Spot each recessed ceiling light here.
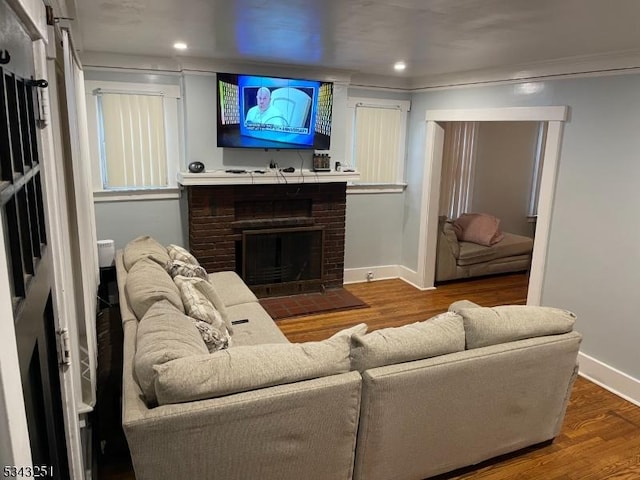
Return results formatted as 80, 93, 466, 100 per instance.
173, 42, 188, 50
394, 61, 406, 72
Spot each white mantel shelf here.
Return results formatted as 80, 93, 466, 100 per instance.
178, 169, 360, 186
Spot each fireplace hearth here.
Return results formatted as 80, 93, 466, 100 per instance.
186, 183, 347, 297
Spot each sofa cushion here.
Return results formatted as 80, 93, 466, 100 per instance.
350, 312, 465, 372
459, 305, 576, 349
123, 235, 170, 271
208, 271, 258, 307
174, 275, 232, 351
167, 244, 200, 265
153, 335, 351, 405
331, 323, 368, 339
166, 259, 208, 279
226, 302, 289, 346
125, 257, 184, 319
448, 299, 482, 312
134, 300, 208, 405
453, 213, 504, 247
457, 232, 534, 266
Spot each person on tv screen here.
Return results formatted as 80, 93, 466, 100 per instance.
245, 87, 286, 128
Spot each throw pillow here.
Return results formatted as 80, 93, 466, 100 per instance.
134, 300, 208, 405
459, 305, 577, 349
165, 259, 208, 279
192, 319, 231, 353
167, 244, 200, 266
123, 235, 171, 271
125, 257, 184, 319
350, 312, 465, 372
453, 213, 505, 247
173, 276, 232, 350
154, 335, 351, 405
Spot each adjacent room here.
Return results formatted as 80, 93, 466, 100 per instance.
2, 1, 640, 479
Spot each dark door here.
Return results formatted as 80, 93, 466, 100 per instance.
0, 48, 70, 480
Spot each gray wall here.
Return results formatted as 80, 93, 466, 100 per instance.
91, 71, 408, 269
404, 74, 640, 382
345, 192, 405, 268
94, 198, 186, 250
471, 121, 539, 236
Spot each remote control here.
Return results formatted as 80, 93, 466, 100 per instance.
225, 169, 246, 174
282, 167, 295, 173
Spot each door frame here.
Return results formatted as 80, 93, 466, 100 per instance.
417, 106, 568, 305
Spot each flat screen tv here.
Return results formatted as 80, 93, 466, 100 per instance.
216, 72, 333, 150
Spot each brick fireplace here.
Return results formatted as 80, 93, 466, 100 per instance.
186, 183, 347, 297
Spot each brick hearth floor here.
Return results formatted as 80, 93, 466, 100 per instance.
259, 288, 368, 320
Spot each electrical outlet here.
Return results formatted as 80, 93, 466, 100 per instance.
366, 271, 374, 281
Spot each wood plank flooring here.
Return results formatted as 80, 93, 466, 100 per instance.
99, 273, 640, 480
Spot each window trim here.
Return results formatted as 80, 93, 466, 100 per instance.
345, 97, 410, 186
84, 80, 182, 195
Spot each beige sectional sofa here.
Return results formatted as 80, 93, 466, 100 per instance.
116, 236, 582, 480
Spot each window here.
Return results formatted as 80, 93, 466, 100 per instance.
85, 80, 181, 195
97, 92, 167, 189
346, 97, 410, 186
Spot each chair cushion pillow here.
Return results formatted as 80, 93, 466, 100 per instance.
167, 244, 200, 265
173, 275, 232, 351
153, 335, 351, 405
453, 213, 505, 247
125, 257, 184, 319
165, 259, 208, 279
123, 235, 170, 271
459, 305, 576, 349
350, 312, 465, 372
134, 300, 208, 405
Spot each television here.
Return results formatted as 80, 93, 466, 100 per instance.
216, 72, 333, 150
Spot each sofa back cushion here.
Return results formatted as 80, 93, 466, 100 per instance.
123, 235, 170, 271
459, 305, 576, 349
153, 335, 351, 405
125, 257, 184, 319
350, 312, 465, 372
134, 300, 208, 405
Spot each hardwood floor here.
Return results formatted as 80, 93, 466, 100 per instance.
99, 273, 640, 479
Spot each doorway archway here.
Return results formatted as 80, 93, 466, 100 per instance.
416, 106, 568, 305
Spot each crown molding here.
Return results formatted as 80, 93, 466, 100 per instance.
79, 49, 640, 91
409, 50, 640, 90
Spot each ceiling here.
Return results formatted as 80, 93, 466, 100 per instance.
74, 0, 640, 83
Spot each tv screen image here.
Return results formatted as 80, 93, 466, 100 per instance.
216, 73, 333, 150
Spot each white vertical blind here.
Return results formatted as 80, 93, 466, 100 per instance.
439, 121, 479, 219
354, 106, 402, 183
98, 92, 168, 189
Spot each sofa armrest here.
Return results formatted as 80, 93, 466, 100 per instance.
436, 219, 460, 282
123, 370, 362, 480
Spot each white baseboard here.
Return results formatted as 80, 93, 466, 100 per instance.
344, 264, 436, 291
578, 352, 640, 407
396, 265, 435, 291
343, 265, 401, 284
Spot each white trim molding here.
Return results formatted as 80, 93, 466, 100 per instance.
578, 352, 640, 407
343, 265, 436, 292
424, 106, 568, 122
416, 106, 569, 305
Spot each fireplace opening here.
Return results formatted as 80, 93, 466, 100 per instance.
242, 227, 324, 289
